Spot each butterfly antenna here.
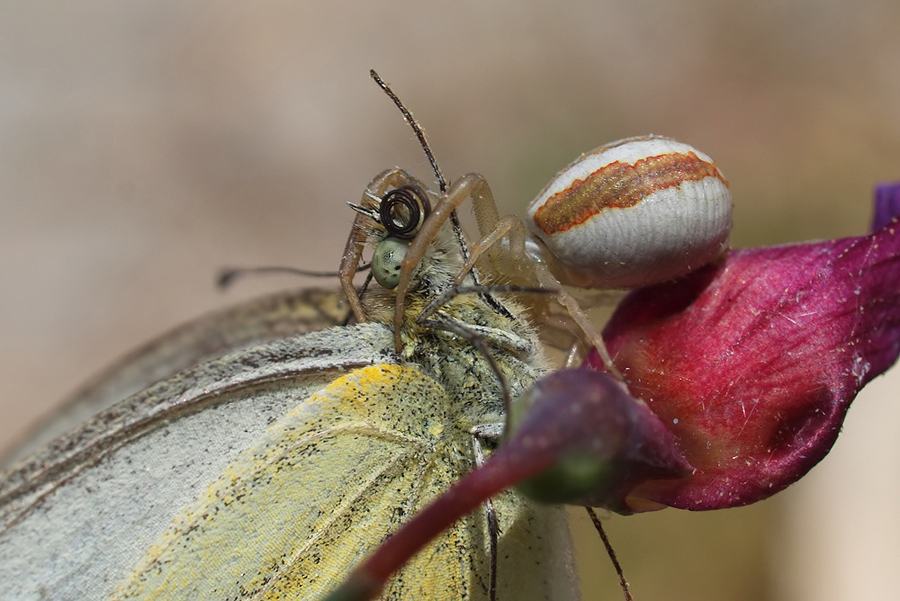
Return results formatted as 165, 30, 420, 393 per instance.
218, 265, 369, 290
370, 72, 519, 324
586, 508, 634, 601
370, 69, 447, 193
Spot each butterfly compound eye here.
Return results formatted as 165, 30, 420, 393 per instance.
380, 185, 431, 239
372, 237, 409, 289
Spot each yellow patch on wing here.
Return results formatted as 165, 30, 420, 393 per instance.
110, 365, 462, 600
110, 364, 573, 601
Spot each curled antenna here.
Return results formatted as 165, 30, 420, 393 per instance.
370, 69, 447, 193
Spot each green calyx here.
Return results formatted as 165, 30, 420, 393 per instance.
516, 452, 613, 505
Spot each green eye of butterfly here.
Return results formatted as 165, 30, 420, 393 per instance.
372, 237, 410, 289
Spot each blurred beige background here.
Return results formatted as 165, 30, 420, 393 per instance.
1, 1, 899, 600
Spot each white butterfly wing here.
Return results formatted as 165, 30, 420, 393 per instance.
3, 288, 350, 467
1, 296, 579, 600
109, 363, 576, 600
0, 323, 391, 600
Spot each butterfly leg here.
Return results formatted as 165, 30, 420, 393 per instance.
472, 428, 502, 601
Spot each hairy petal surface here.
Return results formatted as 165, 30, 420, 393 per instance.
589, 214, 900, 509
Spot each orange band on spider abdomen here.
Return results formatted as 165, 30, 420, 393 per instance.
533, 152, 728, 235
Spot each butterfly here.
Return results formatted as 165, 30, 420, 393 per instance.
0, 87, 577, 601
0, 70, 731, 601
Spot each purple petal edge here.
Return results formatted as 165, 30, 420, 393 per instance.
873, 182, 900, 232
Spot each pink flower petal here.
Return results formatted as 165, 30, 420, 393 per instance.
588, 215, 900, 509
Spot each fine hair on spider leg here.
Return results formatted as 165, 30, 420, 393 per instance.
450, 204, 625, 380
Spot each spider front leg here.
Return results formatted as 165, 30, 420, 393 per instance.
392, 173, 497, 352
452, 202, 625, 379
456, 215, 532, 286
391, 172, 623, 376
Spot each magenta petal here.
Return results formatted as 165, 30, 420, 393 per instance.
588, 217, 900, 510
873, 182, 900, 232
